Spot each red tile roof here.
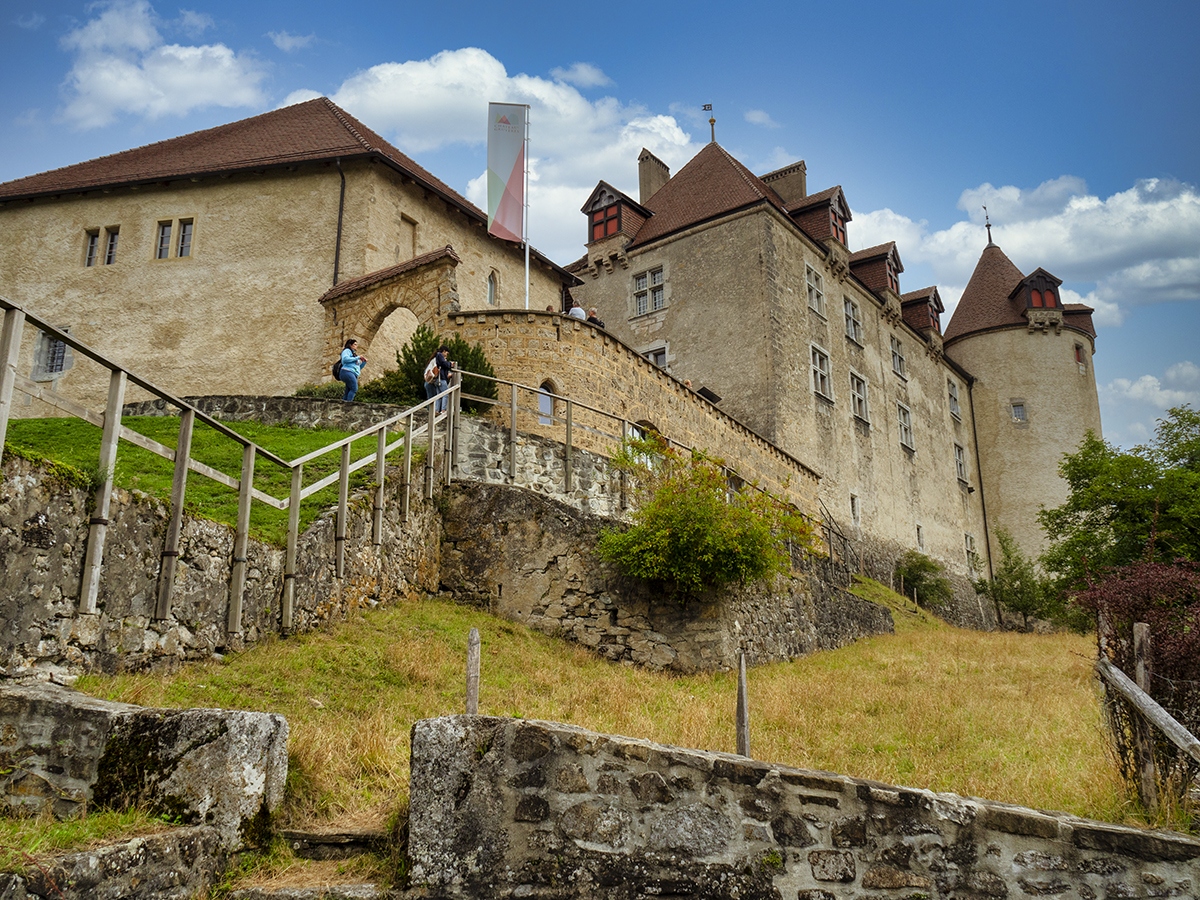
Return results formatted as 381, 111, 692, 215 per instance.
318, 246, 461, 304
943, 242, 1027, 343
628, 143, 789, 247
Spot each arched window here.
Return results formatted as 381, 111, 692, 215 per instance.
487, 271, 498, 306
1030, 288, 1043, 308
538, 381, 556, 425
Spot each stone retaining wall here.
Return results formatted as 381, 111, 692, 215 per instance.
439, 481, 893, 672
122, 394, 407, 434
0, 452, 441, 677
407, 715, 1200, 900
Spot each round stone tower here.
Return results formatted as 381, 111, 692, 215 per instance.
943, 238, 1102, 566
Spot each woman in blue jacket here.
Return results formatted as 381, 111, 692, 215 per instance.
339, 339, 367, 401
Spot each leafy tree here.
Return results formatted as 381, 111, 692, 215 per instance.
1038, 406, 1200, 594
893, 550, 953, 610
596, 434, 819, 601
974, 528, 1064, 630
356, 325, 498, 413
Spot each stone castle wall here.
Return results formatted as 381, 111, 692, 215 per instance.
408, 715, 1200, 900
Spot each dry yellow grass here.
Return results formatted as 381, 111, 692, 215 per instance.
77, 579, 1134, 833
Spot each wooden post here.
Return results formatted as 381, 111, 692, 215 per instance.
1133, 622, 1158, 814
509, 383, 518, 481
466, 627, 481, 715
736, 652, 750, 757
450, 371, 462, 477
228, 443, 255, 634
620, 419, 629, 510
155, 407, 194, 619
425, 401, 436, 499
79, 369, 126, 614
401, 411, 413, 521
0, 307, 25, 464
336, 443, 350, 578
373, 427, 386, 546
282, 464, 302, 634
564, 399, 573, 494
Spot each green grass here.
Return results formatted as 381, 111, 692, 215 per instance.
4, 416, 409, 545
75, 581, 1136, 834
0, 809, 170, 875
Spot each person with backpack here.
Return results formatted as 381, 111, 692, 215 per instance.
424, 345, 454, 413
338, 338, 367, 401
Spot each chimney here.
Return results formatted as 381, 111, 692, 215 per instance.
638, 149, 670, 204
761, 161, 807, 206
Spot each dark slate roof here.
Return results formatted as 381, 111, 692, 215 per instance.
628, 143, 789, 247
788, 184, 850, 217
942, 242, 1027, 343
318, 246, 461, 304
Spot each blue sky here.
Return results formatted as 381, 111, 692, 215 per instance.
3, 0, 1198, 448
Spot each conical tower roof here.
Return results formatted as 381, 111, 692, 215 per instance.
943, 242, 1027, 344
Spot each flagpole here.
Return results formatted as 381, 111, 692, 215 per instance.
523, 107, 530, 310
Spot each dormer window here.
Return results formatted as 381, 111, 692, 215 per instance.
886, 260, 900, 294
929, 304, 941, 333
1029, 286, 1059, 308
591, 204, 619, 242
1016, 269, 1065, 311
830, 208, 847, 245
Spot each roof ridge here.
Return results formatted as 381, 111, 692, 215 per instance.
714, 144, 780, 206
321, 98, 376, 154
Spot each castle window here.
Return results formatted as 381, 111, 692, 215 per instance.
948, 380, 961, 419
916, 525, 925, 552
929, 304, 941, 333
954, 443, 968, 482
104, 228, 119, 265
538, 381, 555, 425
844, 297, 863, 343
890, 336, 907, 378
830, 208, 847, 245
897, 402, 914, 449
644, 344, 668, 368
850, 372, 869, 422
591, 204, 620, 242
1031, 288, 1044, 308
806, 265, 825, 316
177, 219, 193, 257
811, 345, 832, 399
32, 327, 71, 382
1074, 343, 1085, 370
850, 493, 861, 526
886, 260, 900, 294
487, 271, 498, 305
965, 533, 979, 572
1011, 401, 1027, 422
633, 267, 665, 316
156, 222, 172, 259
84, 230, 99, 267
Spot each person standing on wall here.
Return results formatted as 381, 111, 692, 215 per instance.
339, 339, 367, 402
425, 345, 454, 413
567, 299, 587, 320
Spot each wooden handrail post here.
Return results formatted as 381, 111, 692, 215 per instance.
466, 627, 480, 715
373, 427, 386, 546
282, 464, 302, 634
443, 387, 454, 486
1133, 622, 1158, 814
0, 307, 26, 464
509, 383, 518, 481
79, 369, 126, 614
564, 399, 573, 494
336, 443, 350, 579
401, 411, 413, 521
736, 652, 750, 757
228, 443, 255, 634
620, 419, 629, 510
155, 407, 194, 619
425, 401, 436, 499
449, 372, 461, 480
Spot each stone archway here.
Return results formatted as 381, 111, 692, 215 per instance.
318, 245, 462, 365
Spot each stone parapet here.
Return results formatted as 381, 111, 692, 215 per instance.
407, 715, 1200, 899
122, 395, 408, 434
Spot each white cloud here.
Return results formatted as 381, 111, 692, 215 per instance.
177, 9, 213, 36
744, 109, 778, 128
549, 62, 612, 88
268, 30, 315, 52
16, 13, 45, 29
851, 175, 1200, 327
291, 47, 704, 261
58, 0, 266, 129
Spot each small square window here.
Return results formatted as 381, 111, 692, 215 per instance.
633, 267, 664, 317
645, 346, 668, 367
806, 265, 825, 316
965, 533, 979, 572
898, 403, 914, 449
32, 327, 71, 381
849, 372, 869, 422
1011, 402, 1027, 422
955, 443, 968, 481
844, 297, 862, 343
916, 524, 925, 552
850, 493, 861, 526
811, 345, 832, 399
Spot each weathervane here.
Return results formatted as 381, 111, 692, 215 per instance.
703, 104, 715, 142
983, 205, 993, 244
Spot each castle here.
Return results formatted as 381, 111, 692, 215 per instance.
0, 101, 1101, 583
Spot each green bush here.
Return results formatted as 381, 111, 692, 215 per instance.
893, 550, 953, 609
356, 325, 499, 413
293, 381, 345, 400
596, 435, 819, 601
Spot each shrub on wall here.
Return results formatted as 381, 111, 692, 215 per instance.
356, 325, 498, 413
893, 550, 953, 609
596, 434, 819, 601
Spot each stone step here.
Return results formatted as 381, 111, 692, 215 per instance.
279, 828, 390, 860
228, 886, 388, 900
